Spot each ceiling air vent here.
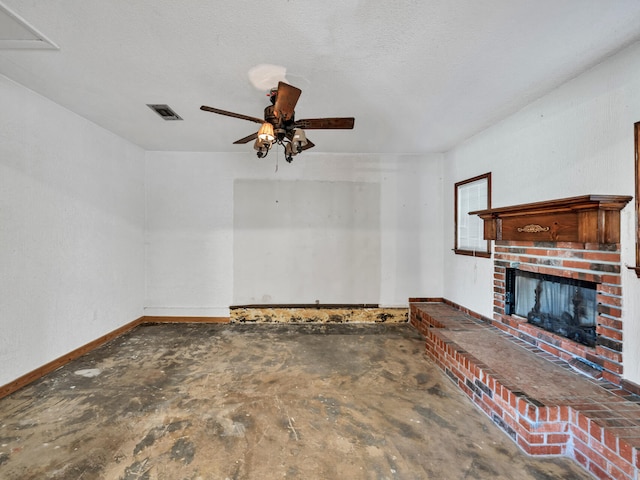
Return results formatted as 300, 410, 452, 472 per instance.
147, 104, 183, 121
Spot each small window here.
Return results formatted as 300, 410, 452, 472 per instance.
454, 173, 491, 257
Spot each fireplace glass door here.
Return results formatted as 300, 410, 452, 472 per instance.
507, 269, 597, 347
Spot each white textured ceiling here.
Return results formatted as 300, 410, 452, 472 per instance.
2, 0, 640, 154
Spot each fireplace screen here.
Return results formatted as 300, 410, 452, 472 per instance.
505, 269, 597, 347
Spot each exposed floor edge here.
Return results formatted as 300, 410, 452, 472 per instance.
230, 306, 408, 323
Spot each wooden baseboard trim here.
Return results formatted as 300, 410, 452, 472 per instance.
143, 316, 230, 324
408, 297, 444, 303
0, 315, 234, 399
0, 316, 145, 400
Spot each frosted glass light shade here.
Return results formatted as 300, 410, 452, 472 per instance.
258, 122, 275, 143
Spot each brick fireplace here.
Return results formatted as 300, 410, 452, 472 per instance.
473, 195, 633, 386
408, 195, 640, 479
494, 240, 622, 383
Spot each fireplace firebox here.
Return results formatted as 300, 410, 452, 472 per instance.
505, 269, 597, 347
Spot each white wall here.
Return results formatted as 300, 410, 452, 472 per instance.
144, 151, 443, 315
0, 75, 145, 386
442, 41, 640, 384
234, 178, 382, 304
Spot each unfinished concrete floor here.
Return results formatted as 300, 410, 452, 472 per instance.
0, 323, 593, 479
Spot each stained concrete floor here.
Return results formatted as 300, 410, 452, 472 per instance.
0, 323, 593, 480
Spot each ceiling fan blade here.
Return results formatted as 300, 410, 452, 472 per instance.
301, 139, 315, 151
200, 105, 265, 124
233, 132, 258, 144
274, 82, 302, 121
294, 117, 355, 129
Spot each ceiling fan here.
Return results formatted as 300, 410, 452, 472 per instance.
200, 82, 355, 163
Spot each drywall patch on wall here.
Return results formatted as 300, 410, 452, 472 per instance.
233, 179, 381, 305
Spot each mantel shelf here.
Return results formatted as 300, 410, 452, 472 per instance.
628, 265, 640, 277
470, 194, 632, 244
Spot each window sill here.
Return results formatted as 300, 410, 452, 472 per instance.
453, 249, 491, 258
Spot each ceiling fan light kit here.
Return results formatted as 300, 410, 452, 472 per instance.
291, 128, 307, 152
200, 82, 354, 163
257, 122, 275, 142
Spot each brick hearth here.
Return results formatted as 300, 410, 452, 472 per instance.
410, 301, 640, 480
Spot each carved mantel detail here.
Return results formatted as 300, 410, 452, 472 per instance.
517, 224, 550, 234
471, 195, 632, 244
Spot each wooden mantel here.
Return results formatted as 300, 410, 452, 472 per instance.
471, 195, 632, 244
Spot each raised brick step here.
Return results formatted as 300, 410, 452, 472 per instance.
410, 301, 640, 480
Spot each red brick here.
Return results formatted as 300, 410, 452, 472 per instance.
600, 359, 624, 375
601, 274, 622, 285
501, 413, 519, 432
599, 284, 622, 296
538, 342, 561, 357
488, 376, 496, 390
591, 438, 635, 477
546, 433, 570, 445
603, 429, 619, 453
598, 325, 623, 341
518, 415, 534, 432
537, 408, 548, 422
602, 370, 622, 385
517, 399, 529, 415
562, 259, 596, 271
583, 251, 622, 262
575, 438, 607, 470
571, 424, 590, 444
522, 403, 538, 422
577, 412, 590, 433
517, 435, 531, 452
533, 421, 568, 433
588, 462, 608, 479
518, 429, 545, 445
597, 293, 622, 307
587, 463, 611, 480
597, 347, 623, 363
460, 384, 473, 398
526, 444, 564, 455
607, 463, 632, 480
477, 399, 491, 417
598, 304, 623, 318
589, 420, 602, 442
545, 406, 559, 423
500, 387, 509, 403
573, 449, 588, 468
598, 316, 623, 330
